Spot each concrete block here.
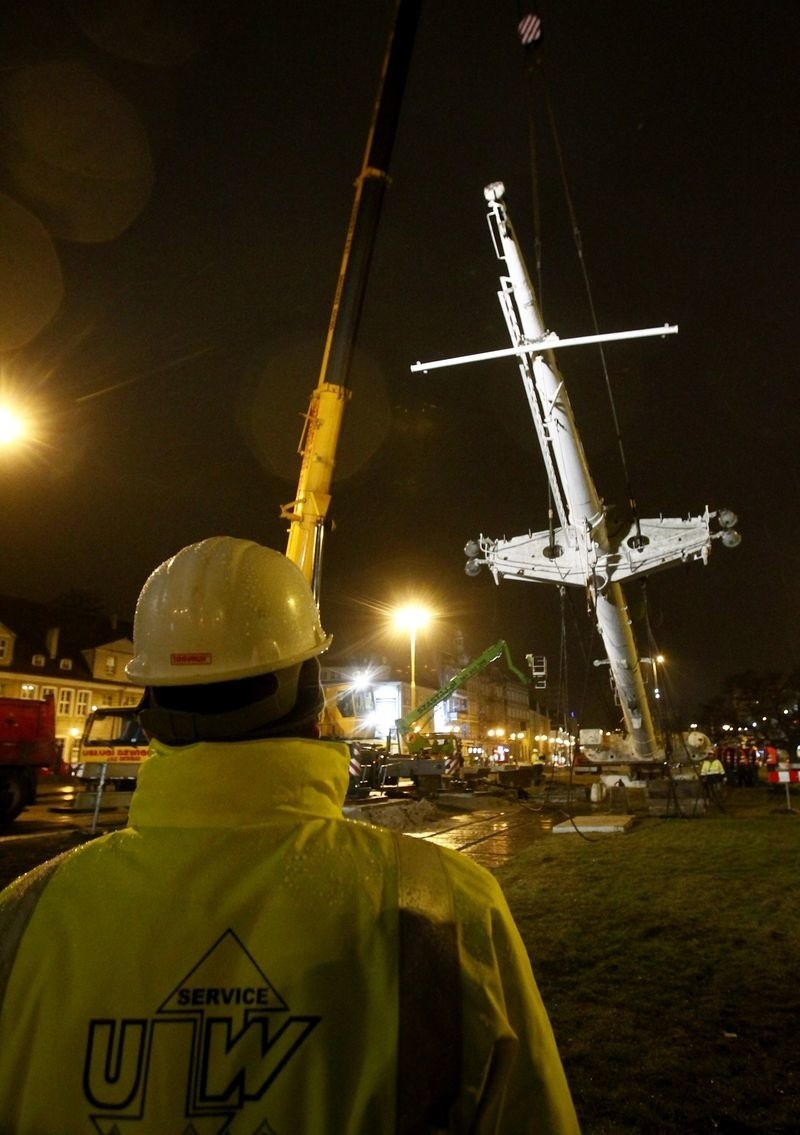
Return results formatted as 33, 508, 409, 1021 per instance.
552, 814, 636, 835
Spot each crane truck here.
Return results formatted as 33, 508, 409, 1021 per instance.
279, 0, 422, 797
60, 4, 422, 815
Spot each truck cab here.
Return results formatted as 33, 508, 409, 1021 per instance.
73, 707, 149, 790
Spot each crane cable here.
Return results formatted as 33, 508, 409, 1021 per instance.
516, 10, 644, 548
516, 8, 560, 559
555, 585, 569, 729
518, 13, 544, 302
638, 578, 693, 815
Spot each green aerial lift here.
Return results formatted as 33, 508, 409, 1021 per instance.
377, 639, 540, 796
393, 639, 530, 757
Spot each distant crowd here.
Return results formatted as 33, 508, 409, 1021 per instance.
713, 742, 787, 787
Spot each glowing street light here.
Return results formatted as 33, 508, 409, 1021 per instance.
393, 604, 430, 708
0, 404, 27, 448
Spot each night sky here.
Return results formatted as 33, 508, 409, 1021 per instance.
0, 0, 797, 730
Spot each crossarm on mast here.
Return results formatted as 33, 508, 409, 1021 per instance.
410, 324, 678, 374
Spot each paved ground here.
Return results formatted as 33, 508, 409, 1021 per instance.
3, 781, 129, 837
0, 780, 560, 886
399, 802, 556, 868
5, 774, 791, 890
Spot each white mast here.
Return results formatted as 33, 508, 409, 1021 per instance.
414, 183, 740, 760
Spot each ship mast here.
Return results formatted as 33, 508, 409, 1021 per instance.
413, 183, 740, 760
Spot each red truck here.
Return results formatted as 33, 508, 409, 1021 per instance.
0, 696, 59, 824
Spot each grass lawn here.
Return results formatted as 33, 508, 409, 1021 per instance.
494, 788, 800, 1133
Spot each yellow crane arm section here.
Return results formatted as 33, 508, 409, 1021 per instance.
282, 0, 420, 599
281, 382, 351, 587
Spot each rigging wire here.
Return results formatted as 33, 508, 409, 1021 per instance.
563, 583, 620, 731
517, 11, 644, 547
554, 585, 569, 728
635, 577, 702, 818
638, 579, 691, 763
518, 18, 544, 302
516, 10, 562, 561
542, 80, 644, 546
511, 11, 687, 832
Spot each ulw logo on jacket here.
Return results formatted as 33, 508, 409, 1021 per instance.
83, 929, 320, 1130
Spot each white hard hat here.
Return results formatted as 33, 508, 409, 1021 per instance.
126, 537, 331, 686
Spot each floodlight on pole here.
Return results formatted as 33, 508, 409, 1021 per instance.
393, 604, 430, 709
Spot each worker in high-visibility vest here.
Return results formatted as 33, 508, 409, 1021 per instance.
0, 537, 579, 1134
700, 753, 725, 783
700, 751, 726, 803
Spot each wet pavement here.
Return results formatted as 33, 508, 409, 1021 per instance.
406, 805, 554, 868
0, 782, 129, 840
4, 781, 564, 869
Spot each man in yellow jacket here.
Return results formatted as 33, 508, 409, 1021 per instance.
0, 537, 579, 1134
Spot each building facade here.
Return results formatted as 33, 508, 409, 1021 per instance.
321, 657, 552, 761
1, 596, 556, 767
0, 596, 141, 765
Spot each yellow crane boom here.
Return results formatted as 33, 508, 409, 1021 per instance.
282, 0, 420, 599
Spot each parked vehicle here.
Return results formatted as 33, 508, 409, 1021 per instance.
0, 695, 58, 823
70, 707, 149, 809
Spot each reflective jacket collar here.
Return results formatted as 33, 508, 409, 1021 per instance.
128, 738, 352, 829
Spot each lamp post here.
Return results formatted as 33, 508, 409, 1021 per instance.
393, 604, 430, 710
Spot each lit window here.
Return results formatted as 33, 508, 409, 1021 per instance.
59, 658, 73, 671
57, 688, 74, 716
20, 683, 37, 700
104, 655, 116, 676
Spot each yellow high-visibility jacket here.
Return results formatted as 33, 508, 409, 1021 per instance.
0, 739, 579, 1134
700, 757, 725, 778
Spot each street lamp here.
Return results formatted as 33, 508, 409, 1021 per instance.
0, 404, 27, 448
393, 604, 430, 709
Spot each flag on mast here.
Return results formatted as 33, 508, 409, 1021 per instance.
518, 12, 543, 47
